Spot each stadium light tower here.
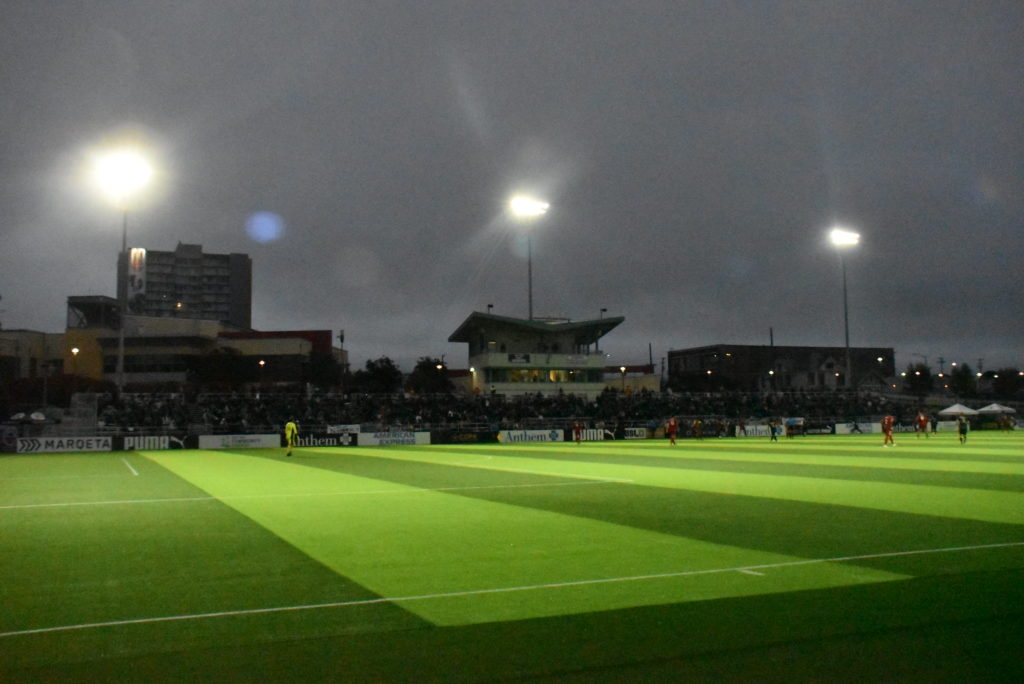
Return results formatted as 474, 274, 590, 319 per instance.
90, 145, 155, 393
829, 227, 860, 388
509, 195, 549, 320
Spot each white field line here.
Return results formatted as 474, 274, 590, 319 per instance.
120, 458, 139, 476
0, 478, 619, 511
2, 540, 1022, 639
0, 474, 134, 482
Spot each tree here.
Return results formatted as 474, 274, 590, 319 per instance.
349, 357, 403, 394
991, 369, 1021, 400
306, 352, 342, 388
406, 357, 453, 394
949, 363, 976, 398
902, 363, 933, 398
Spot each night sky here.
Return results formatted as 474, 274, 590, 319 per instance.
2, 1, 1021, 373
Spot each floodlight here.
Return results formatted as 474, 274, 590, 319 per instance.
91, 147, 154, 208
829, 227, 860, 247
509, 195, 550, 218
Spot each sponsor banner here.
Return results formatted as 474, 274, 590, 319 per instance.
18, 436, 112, 454
737, 424, 836, 437
431, 430, 499, 445
120, 435, 190, 451
198, 434, 279, 449
358, 431, 431, 446
566, 428, 605, 442
326, 424, 361, 435
624, 427, 647, 439
293, 433, 356, 447
835, 422, 880, 435
804, 425, 836, 435
735, 425, 775, 438
127, 247, 147, 313
498, 429, 564, 443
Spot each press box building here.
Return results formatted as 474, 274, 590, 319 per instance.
448, 312, 624, 399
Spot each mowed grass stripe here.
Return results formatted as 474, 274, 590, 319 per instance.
427, 433, 1024, 473
545, 440, 1024, 476
408, 445, 1024, 492
145, 450, 906, 626
372, 443, 1024, 525
0, 452, 201, 507
269, 448, 1024, 576
598, 433, 1023, 463
0, 469, 423, 654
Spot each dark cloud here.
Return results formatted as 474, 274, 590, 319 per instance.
1, 1, 1021, 372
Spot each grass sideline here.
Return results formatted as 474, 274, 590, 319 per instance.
2, 432, 1023, 681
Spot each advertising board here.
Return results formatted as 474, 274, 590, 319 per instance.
498, 429, 564, 443
17, 436, 112, 453
358, 431, 431, 446
198, 434, 280, 449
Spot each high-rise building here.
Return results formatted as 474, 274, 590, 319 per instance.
117, 243, 252, 329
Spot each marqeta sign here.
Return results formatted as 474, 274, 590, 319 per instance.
17, 436, 112, 453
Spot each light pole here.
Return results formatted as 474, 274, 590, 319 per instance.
912, 353, 929, 372
509, 195, 549, 320
70, 347, 80, 394
91, 147, 154, 394
829, 227, 860, 389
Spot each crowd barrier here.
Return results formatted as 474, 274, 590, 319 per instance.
4, 420, 1007, 453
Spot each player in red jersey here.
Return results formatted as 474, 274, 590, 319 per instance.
573, 420, 584, 445
915, 412, 930, 438
666, 417, 678, 445
881, 415, 896, 447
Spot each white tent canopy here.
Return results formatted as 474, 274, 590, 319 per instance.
938, 403, 978, 416
976, 403, 1017, 414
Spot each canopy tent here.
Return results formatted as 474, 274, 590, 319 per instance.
938, 403, 978, 416
976, 403, 1017, 414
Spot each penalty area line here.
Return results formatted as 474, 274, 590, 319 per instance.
121, 458, 139, 476
3, 540, 1022, 639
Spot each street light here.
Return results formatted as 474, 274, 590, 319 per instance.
829, 227, 860, 389
91, 145, 155, 394
509, 195, 549, 320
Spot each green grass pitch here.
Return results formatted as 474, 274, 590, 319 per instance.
2, 432, 1023, 681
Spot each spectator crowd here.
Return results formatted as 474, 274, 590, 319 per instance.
93, 387, 918, 435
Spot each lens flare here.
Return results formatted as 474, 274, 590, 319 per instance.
245, 212, 285, 243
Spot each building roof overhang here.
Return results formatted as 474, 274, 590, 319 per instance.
448, 312, 624, 346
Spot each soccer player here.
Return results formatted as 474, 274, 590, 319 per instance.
881, 414, 896, 447
573, 420, 584, 445
915, 412, 930, 438
957, 415, 969, 444
666, 417, 678, 445
284, 419, 299, 456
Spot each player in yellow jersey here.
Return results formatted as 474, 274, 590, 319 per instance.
284, 419, 299, 456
